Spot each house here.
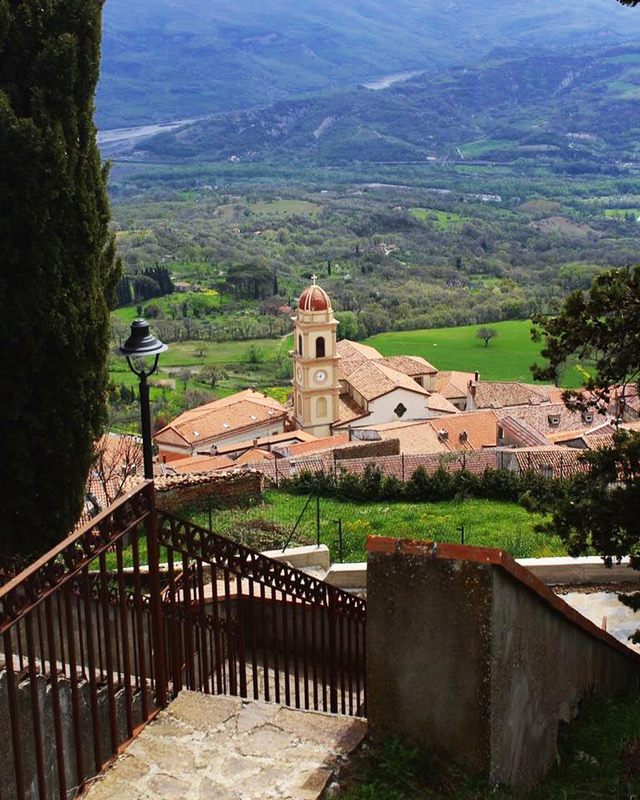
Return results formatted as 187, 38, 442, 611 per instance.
154, 389, 289, 462
434, 371, 478, 410
467, 380, 558, 411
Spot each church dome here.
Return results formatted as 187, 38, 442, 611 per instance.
298, 282, 331, 312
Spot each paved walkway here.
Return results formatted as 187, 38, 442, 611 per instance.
85, 691, 367, 800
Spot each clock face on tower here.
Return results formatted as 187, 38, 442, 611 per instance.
314, 370, 327, 384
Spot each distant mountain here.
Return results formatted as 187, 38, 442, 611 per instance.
97, 0, 640, 128
128, 43, 640, 168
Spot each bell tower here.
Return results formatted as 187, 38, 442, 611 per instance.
292, 277, 340, 437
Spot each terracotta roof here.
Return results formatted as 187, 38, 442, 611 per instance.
424, 393, 459, 414
509, 446, 588, 478
197, 430, 317, 456
498, 415, 550, 447
336, 394, 368, 425
348, 361, 430, 402
234, 448, 275, 465
336, 339, 382, 361
546, 422, 615, 446
287, 432, 350, 457
298, 284, 331, 312
365, 420, 450, 455
154, 390, 287, 446
374, 355, 437, 376
338, 357, 368, 381
470, 381, 553, 409
495, 403, 610, 434
428, 410, 498, 450
169, 454, 235, 474
434, 371, 477, 400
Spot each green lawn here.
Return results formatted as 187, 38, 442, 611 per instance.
458, 137, 513, 158
365, 319, 585, 387
153, 336, 292, 368
603, 207, 640, 219
112, 291, 221, 323
188, 491, 561, 563
409, 207, 464, 229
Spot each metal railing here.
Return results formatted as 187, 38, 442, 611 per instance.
157, 510, 366, 718
0, 482, 366, 799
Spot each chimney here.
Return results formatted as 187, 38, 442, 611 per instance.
474, 372, 479, 382
437, 428, 449, 441
348, 426, 354, 441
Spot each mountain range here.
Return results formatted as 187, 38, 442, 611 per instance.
97, 0, 640, 128
119, 42, 640, 168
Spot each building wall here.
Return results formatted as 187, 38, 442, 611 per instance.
366, 538, 640, 789
155, 471, 264, 514
157, 418, 286, 461
350, 389, 440, 427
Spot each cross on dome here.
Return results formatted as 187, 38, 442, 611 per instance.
311, 274, 318, 285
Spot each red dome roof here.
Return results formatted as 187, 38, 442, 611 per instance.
298, 284, 331, 312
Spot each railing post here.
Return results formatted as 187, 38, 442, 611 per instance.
328, 587, 339, 714
145, 482, 168, 707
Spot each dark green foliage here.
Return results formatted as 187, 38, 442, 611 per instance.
537, 431, 640, 560
532, 266, 640, 408
0, 0, 120, 554
283, 463, 563, 509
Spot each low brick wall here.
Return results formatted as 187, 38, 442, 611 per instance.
366, 537, 640, 789
154, 471, 264, 514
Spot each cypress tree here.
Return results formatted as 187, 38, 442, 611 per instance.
0, 0, 120, 554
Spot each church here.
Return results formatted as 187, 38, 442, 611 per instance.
155, 279, 460, 462
291, 278, 458, 437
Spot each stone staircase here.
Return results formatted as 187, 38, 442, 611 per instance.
84, 691, 367, 800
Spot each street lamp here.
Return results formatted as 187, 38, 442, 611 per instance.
118, 318, 168, 479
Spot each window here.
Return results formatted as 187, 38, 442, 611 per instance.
394, 403, 407, 418
316, 336, 325, 358
317, 397, 327, 417
298, 335, 303, 355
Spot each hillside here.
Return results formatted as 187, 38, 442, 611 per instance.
97, 0, 640, 128
127, 43, 640, 167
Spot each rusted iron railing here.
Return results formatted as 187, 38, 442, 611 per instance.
157, 510, 366, 717
0, 483, 366, 799
0, 481, 165, 800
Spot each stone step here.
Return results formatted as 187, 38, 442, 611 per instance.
85, 690, 367, 800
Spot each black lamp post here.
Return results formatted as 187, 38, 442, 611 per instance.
118, 318, 168, 479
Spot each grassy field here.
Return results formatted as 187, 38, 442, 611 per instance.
187, 491, 561, 563
409, 207, 464, 229
107, 491, 558, 570
365, 319, 585, 387
112, 291, 222, 323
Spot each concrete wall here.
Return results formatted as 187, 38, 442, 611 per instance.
366, 537, 640, 789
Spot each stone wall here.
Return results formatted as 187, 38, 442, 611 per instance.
366, 537, 640, 789
334, 438, 400, 461
154, 470, 264, 514
0, 670, 149, 800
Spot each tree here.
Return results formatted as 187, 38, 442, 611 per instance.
0, 0, 120, 555
199, 364, 227, 388
531, 267, 640, 627
476, 326, 498, 347
531, 266, 640, 414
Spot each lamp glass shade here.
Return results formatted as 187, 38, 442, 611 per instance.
118, 318, 168, 358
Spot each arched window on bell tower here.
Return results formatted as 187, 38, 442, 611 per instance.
298, 334, 303, 356
316, 336, 325, 358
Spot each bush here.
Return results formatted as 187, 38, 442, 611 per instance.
283, 463, 576, 515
